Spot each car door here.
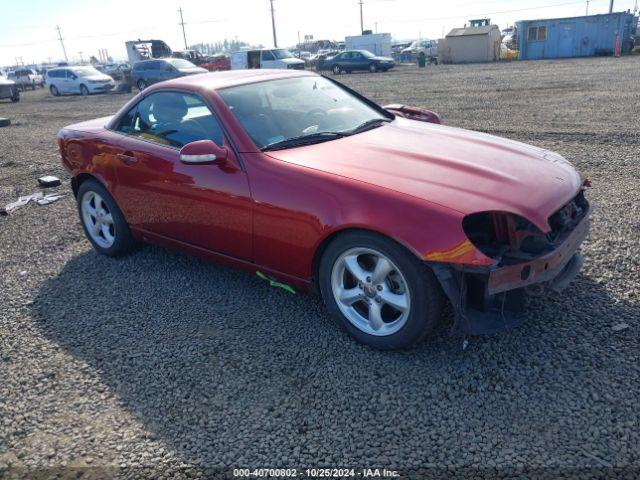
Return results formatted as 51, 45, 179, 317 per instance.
109, 90, 253, 260
352, 52, 366, 71
57, 69, 71, 93
66, 69, 79, 92
260, 50, 277, 69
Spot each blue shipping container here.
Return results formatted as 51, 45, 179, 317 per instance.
517, 12, 638, 60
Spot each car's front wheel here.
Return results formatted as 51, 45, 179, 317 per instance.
137, 79, 147, 90
319, 231, 444, 350
79, 84, 90, 96
77, 179, 137, 256
332, 64, 342, 74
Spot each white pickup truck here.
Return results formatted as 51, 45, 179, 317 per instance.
402, 39, 439, 64
9, 68, 44, 90
231, 49, 305, 70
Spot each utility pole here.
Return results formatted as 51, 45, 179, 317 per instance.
609, 0, 614, 12
178, 7, 188, 49
55, 25, 68, 63
586, 0, 590, 15
270, 0, 278, 47
375, 22, 378, 33
359, 0, 364, 33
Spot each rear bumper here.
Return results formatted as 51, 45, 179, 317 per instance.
0, 84, 16, 99
431, 211, 590, 335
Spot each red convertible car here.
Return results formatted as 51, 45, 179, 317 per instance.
57, 70, 590, 349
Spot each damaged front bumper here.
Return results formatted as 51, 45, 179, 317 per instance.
431, 212, 590, 335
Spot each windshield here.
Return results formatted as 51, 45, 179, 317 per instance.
169, 58, 197, 69
360, 50, 375, 58
219, 76, 389, 149
71, 67, 102, 76
272, 49, 294, 59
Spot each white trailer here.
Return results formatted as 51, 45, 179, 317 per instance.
345, 33, 392, 56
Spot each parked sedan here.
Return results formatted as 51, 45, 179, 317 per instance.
132, 58, 207, 90
57, 70, 590, 350
201, 54, 230, 72
323, 50, 395, 74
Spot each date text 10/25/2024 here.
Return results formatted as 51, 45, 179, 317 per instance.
233, 468, 400, 478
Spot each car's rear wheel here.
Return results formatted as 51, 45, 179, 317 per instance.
137, 79, 147, 90
369, 63, 378, 73
11, 90, 20, 102
77, 179, 137, 257
332, 64, 342, 75
49, 85, 60, 97
79, 84, 90, 96
319, 231, 444, 350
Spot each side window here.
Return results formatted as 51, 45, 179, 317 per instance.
261, 50, 275, 61
125, 91, 224, 148
528, 27, 538, 41
537, 26, 547, 41
115, 105, 137, 134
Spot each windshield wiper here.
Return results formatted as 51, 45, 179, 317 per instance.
347, 118, 392, 135
261, 132, 345, 151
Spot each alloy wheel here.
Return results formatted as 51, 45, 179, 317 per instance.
331, 247, 411, 336
81, 191, 116, 248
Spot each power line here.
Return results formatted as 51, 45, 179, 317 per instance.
178, 7, 188, 49
384, 0, 610, 23
55, 25, 68, 63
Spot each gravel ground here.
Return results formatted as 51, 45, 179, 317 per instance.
0, 57, 638, 479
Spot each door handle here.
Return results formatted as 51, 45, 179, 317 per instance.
117, 152, 138, 165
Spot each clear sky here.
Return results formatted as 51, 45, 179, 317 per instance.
1, 0, 637, 65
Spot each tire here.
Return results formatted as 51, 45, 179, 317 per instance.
76, 179, 137, 257
137, 79, 147, 91
50, 85, 60, 97
11, 90, 20, 103
79, 84, 90, 96
319, 231, 444, 350
31, 81, 36, 91
332, 64, 342, 75
0, 118, 10, 128
369, 63, 377, 73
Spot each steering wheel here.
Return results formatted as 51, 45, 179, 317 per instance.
303, 108, 327, 131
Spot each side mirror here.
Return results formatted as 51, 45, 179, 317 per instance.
179, 140, 228, 165
383, 104, 442, 124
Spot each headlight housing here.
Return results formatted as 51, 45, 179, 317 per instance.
462, 191, 589, 266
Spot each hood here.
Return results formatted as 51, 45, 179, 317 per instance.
85, 74, 113, 82
179, 67, 208, 74
281, 58, 305, 65
265, 117, 582, 231
0, 77, 15, 86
